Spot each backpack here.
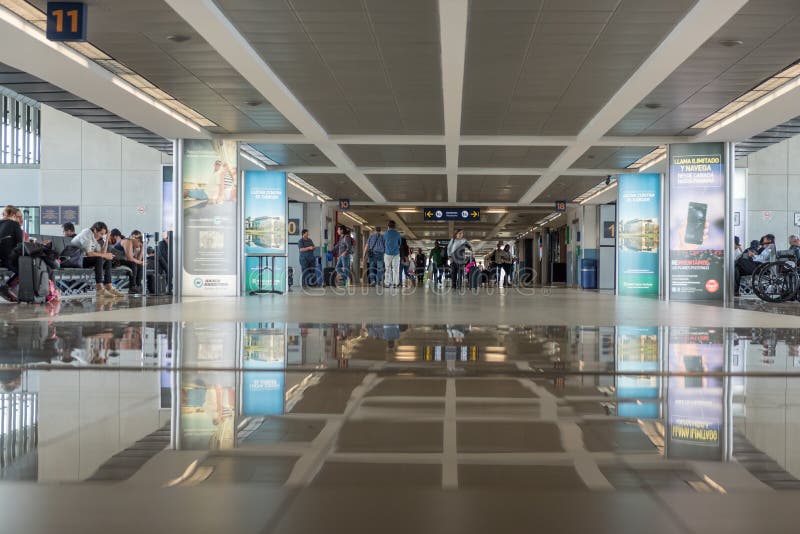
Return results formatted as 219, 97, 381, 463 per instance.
59, 245, 84, 268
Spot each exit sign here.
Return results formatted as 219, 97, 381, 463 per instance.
46, 2, 87, 42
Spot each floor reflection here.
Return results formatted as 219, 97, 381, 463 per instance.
2, 322, 800, 492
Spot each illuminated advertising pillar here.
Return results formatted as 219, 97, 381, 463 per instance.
667, 142, 728, 301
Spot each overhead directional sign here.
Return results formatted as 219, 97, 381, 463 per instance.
423, 207, 480, 222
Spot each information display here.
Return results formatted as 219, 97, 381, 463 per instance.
424, 207, 480, 222
617, 174, 660, 296
244, 171, 287, 255
181, 140, 239, 296
666, 327, 725, 461
668, 143, 726, 300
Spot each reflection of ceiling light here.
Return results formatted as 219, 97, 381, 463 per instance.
396, 208, 418, 213
484, 353, 506, 362
693, 61, 800, 132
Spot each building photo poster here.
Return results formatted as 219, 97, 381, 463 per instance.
617, 173, 660, 296
181, 139, 239, 296
244, 170, 287, 255
668, 142, 726, 301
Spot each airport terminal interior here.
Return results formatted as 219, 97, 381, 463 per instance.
4, 0, 800, 532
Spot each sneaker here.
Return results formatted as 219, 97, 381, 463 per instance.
0, 285, 16, 303
95, 286, 111, 298
107, 286, 125, 297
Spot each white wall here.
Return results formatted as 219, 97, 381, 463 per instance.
0, 168, 40, 206
39, 105, 164, 236
746, 136, 800, 247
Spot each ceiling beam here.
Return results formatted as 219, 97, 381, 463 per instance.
214, 132, 690, 147
0, 6, 207, 140
517, 0, 748, 204
349, 201, 563, 207
439, 0, 469, 203
271, 166, 630, 176
164, 0, 386, 203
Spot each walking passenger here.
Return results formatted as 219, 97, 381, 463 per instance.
429, 242, 445, 286
415, 248, 426, 285
383, 220, 402, 288
364, 226, 385, 287
399, 237, 411, 287
298, 229, 317, 287
333, 225, 354, 288
447, 229, 471, 289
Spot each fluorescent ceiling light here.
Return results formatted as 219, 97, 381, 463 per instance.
240, 152, 265, 169
579, 181, 617, 205
485, 208, 508, 214
396, 208, 418, 213
340, 211, 368, 226
0, 0, 216, 130
692, 60, 800, 132
638, 153, 666, 172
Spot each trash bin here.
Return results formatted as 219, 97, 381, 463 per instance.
580, 259, 597, 289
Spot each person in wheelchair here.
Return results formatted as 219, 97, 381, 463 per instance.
735, 234, 774, 296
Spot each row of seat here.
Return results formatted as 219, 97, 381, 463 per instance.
0, 234, 131, 296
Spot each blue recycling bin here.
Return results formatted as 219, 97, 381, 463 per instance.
580, 259, 597, 289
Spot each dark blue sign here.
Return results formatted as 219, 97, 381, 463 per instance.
423, 207, 480, 222
338, 199, 350, 211
40, 205, 80, 225
46, 2, 87, 42
555, 201, 567, 212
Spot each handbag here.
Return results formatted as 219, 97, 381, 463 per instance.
59, 245, 84, 268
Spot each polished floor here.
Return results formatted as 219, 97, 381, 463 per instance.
2, 290, 800, 532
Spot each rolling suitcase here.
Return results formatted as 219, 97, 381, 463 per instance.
17, 254, 49, 304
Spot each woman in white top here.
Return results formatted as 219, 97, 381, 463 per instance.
71, 221, 124, 298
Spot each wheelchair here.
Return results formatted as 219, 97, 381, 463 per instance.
751, 251, 800, 302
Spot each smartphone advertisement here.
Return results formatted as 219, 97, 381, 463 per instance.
668, 142, 726, 300
666, 327, 725, 461
617, 174, 660, 296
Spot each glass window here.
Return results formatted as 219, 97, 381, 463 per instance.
0, 92, 40, 165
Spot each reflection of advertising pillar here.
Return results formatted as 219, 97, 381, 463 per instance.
666, 142, 730, 302
176, 139, 242, 297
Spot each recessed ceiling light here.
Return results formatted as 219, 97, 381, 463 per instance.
719, 39, 743, 47
644, 102, 662, 109
166, 34, 191, 43
244, 100, 263, 107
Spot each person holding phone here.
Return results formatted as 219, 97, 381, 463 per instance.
73, 221, 124, 298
